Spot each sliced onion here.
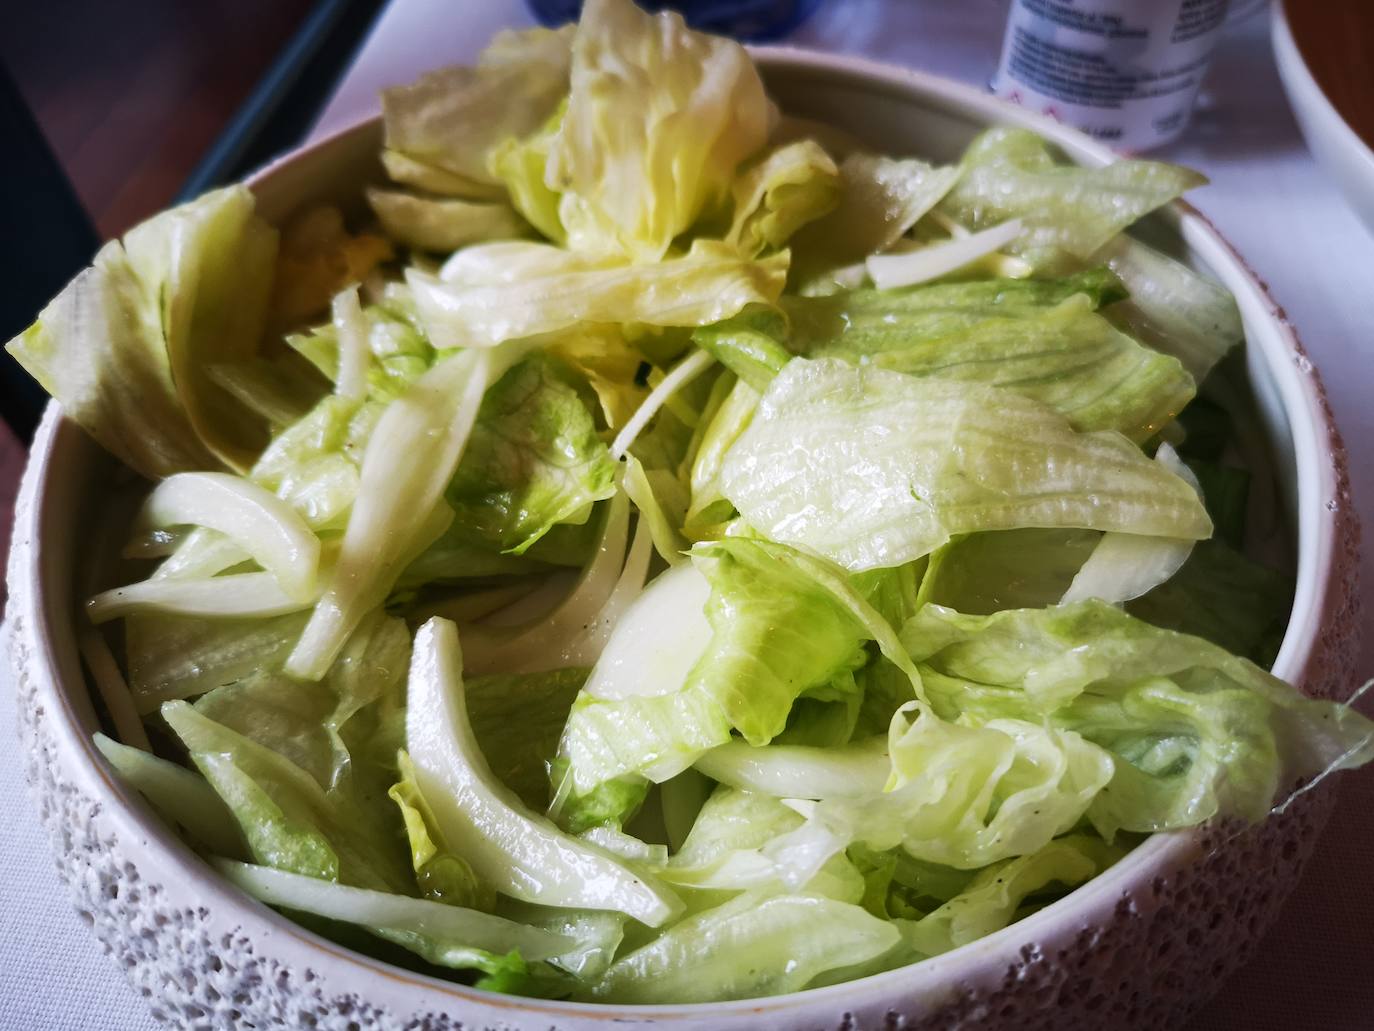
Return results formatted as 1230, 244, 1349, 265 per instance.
138, 472, 320, 601
866, 217, 1024, 290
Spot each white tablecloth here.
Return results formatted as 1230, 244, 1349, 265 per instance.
4, 1, 1372, 1027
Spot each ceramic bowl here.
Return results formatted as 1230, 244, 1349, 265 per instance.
1272, 2, 1374, 234
7, 48, 1362, 1031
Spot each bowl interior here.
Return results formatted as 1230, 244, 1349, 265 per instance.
20, 50, 1334, 1023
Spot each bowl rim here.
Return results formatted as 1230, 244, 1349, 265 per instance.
1272, 0, 1374, 167
11, 44, 1347, 1022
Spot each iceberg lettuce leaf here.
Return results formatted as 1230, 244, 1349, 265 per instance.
366, 188, 529, 253
410, 240, 788, 349
720, 358, 1211, 571
901, 601, 1374, 836
122, 185, 278, 470
1098, 235, 1244, 383
5, 239, 221, 479
589, 891, 898, 1003
380, 26, 572, 189
939, 128, 1204, 266
550, 0, 773, 259
726, 140, 841, 257
785, 275, 1191, 441
446, 355, 616, 555
162, 700, 411, 890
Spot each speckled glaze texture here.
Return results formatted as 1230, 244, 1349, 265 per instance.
6, 51, 1364, 1031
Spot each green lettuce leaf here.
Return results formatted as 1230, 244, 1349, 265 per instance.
725, 140, 841, 257
124, 610, 309, 712
549, 0, 773, 260
465, 667, 589, 810
623, 454, 690, 565
5, 241, 219, 479
1097, 234, 1244, 383
896, 834, 1120, 957
445, 354, 616, 554
588, 891, 898, 1003
691, 310, 791, 393
1125, 539, 1292, 666
939, 127, 1205, 267
720, 358, 1211, 571
380, 26, 571, 191
917, 529, 1098, 614
901, 601, 1374, 836
366, 188, 529, 253
684, 378, 758, 536
557, 539, 887, 793
786, 281, 1193, 441
409, 240, 788, 349
161, 700, 411, 890
488, 104, 568, 243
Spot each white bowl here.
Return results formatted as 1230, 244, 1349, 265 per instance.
1272, 3, 1374, 235
7, 48, 1363, 1030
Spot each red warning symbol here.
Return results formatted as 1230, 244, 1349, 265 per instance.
1007, 89, 1023, 105
1044, 105, 1062, 122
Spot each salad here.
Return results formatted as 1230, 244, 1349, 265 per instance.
9, 0, 1373, 1006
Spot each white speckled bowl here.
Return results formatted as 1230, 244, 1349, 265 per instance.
7, 50, 1362, 1031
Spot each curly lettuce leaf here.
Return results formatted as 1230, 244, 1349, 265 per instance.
901, 601, 1374, 837
725, 140, 841, 257
549, 0, 773, 259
